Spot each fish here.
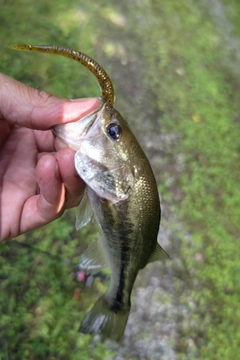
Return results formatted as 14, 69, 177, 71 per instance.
10, 44, 170, 341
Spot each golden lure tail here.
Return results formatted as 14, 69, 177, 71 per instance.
9, 44, 114, 106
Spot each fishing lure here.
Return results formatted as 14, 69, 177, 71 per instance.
9, 44, 114, 106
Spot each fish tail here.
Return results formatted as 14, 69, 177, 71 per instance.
78, 295, 130, 341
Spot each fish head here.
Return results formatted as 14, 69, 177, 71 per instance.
75, 100, 137, 202
54, 98, 137, 202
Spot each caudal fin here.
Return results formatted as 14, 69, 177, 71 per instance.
78, 295, 130, 341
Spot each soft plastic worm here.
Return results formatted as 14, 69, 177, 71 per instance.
9, 44, 114, 106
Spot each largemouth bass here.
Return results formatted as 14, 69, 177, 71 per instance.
10, 44, 169, 341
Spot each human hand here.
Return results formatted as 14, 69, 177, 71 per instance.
0, 73, 100, 241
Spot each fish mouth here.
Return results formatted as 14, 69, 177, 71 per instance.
53, 98, 105, 151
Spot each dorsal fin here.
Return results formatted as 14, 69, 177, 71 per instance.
147, 243, 170, 264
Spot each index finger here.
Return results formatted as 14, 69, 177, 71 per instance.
0, 73, 100, 130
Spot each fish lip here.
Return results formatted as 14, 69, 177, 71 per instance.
53, 98, 106, 151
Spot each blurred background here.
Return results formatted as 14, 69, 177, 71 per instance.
1, 0, 240, 359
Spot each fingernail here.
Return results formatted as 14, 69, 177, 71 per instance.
70, 97, 101, 103
61, 97, 102, 123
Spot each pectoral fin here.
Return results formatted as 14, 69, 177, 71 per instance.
147, 243, 170, 264
75, 190, 94, 230
79, 239, 108, 275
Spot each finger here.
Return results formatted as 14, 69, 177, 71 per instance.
55, 148, 85, 208
19, 154, 65, 233
34, 129, 55, 153
0, 119, 11, 149
0, 73, 101, 130
54, 136, 70, 151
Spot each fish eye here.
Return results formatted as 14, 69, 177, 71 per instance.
106, 123, 122, 141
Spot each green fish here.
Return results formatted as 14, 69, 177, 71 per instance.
10, 44, 169, 341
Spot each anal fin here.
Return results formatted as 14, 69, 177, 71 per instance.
78, 239, 108, 275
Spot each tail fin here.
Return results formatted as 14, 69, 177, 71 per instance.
78, 295, 130, 341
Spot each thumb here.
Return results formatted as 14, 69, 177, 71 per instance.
0, 73, 100, 130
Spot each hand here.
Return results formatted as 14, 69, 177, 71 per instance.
0, 73, 100, 241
